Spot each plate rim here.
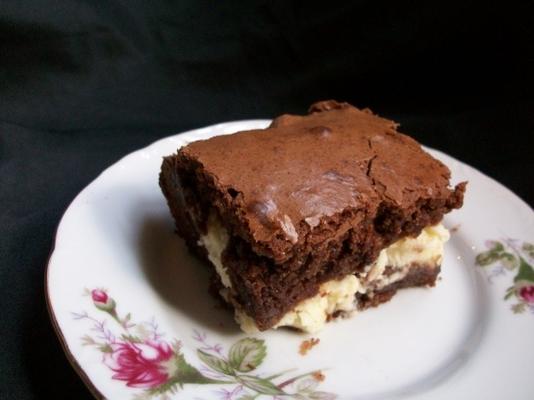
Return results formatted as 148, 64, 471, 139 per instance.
45, 119, 534, 399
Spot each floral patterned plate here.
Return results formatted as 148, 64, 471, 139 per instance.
46, 120, 534, 400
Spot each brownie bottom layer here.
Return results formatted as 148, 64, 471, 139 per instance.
233, 262, 440, 333
204, 222, 449, 333
356, 264, 440, 310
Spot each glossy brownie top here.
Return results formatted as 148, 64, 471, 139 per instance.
179, 101, 462, 250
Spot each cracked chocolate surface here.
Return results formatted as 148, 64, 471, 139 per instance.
174, 100, 465, 263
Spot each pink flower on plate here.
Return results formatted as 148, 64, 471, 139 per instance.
91, 289, 115, 312
91, 289, 108, 303
104, 340, 174, 388
519, 285, 534, 304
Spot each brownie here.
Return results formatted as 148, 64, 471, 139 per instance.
160, 100, 466, 331
356, 264, 441, 309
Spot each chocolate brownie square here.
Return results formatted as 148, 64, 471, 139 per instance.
159, 100, 466, 332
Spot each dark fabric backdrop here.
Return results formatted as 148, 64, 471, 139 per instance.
1, 1, 533, 398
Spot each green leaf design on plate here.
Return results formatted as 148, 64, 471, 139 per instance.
120, 333, 142, 343
148, 380, 181, 396
514, 257, 534, 283
173, 353, 223, 385
98, 344, 113, 353
492, 241, 505, 252
197, 349, 234, 375
81, 334, 95, 346
511, 303, 527, 314
476, 250, 501, 266
500, 252, 518, 270
504, 286, 516, 300
228, 338, 267, 372
238, 375, 285, 395
522, 242, 534, 258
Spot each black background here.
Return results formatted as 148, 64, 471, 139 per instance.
1, 1, 533, 399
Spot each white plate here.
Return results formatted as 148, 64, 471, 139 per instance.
46, 120, 534, 400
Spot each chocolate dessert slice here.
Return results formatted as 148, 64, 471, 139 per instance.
159, 100, 466, 333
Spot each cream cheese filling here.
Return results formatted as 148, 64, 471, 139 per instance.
198, 212, 231, 288
200, 214, 449, 333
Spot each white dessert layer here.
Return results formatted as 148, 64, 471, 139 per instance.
200, 214, 449, 333
363, 224, 449, 290
198, 212, 231, 288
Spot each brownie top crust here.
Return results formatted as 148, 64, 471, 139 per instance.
178, 100, 465, 262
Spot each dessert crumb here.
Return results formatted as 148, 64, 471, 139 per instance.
299, 338, 320, 355
312, 371, 325, 382
450, 224, 461, 233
